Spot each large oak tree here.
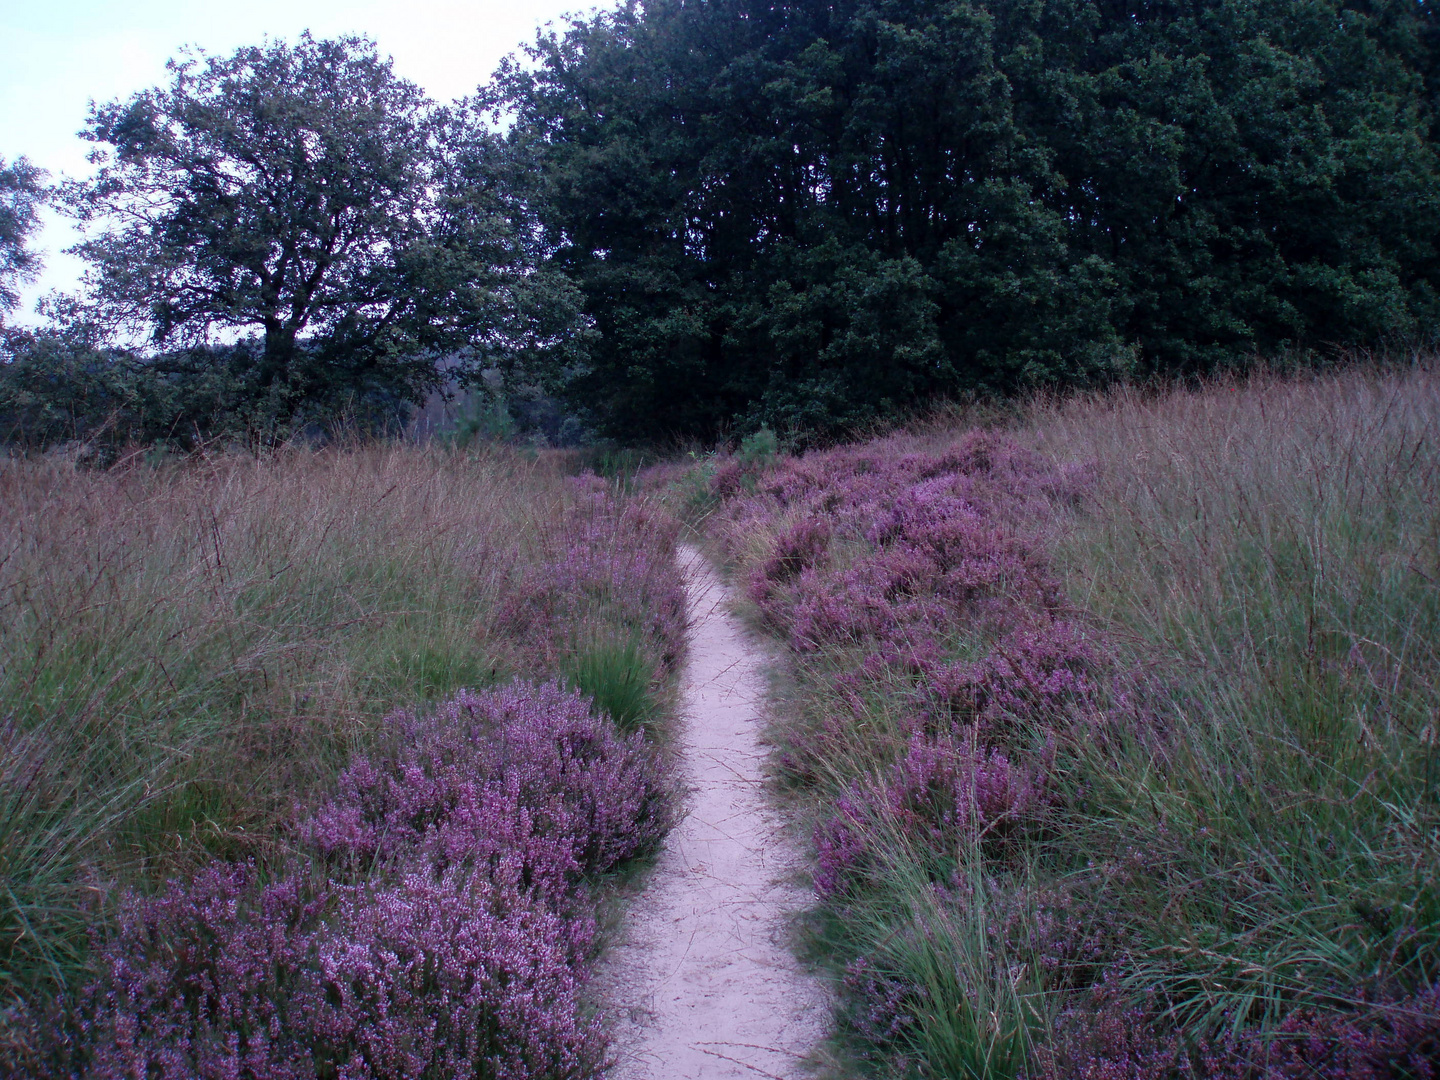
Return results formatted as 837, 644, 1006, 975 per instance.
63, 34, 584, 428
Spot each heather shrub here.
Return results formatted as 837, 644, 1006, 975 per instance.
62, 679, 674, 1077
1254, 991, 1440, 1079
881, 732, 1049, 846
302, 681, 674, 883
1, 445, 686, 1073
495, 489, 687, 674
707, 428, 1118, 1072
704, 362, 1440, 1078
814, 734, 1051, 900
79, 860, 603, 1080
1037, 978, 1440, 1080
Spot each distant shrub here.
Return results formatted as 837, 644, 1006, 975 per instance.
446, 393, 517, 447
737, 427, 779, 464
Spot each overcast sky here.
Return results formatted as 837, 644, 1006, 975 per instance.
1, 0, 591, 324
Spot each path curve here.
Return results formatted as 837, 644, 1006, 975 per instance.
599, 544, 828, 1079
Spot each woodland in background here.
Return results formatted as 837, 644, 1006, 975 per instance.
3, 0, 1440, 448
496, 0, 1440, 439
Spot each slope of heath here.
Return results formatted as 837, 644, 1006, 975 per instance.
702, 360, 1440, 1078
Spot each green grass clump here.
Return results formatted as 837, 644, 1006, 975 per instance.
567, 636, 660, 732
1031, 363, 1440, 1041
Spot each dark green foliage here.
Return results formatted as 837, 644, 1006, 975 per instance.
494, 0, 1440, 440
53, 34, 586, 437
0, 330, 165, 452
0, 329, 414, 454
0, 156, 45, 320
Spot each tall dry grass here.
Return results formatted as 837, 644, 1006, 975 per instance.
698, 359, 1440, 1077
1025, 363, 1440, 1040
0, 444, 674, 1005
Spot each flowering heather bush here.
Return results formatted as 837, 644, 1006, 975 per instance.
840, 956, 921, 1054
497, 488, 687, 672
812, 795, 869, 898
732, 437, 1074, 654
303, 681, 675, 885
814, 736, 1050, 898
83, 860, 603, 1080
715, 429, 1118, 863
68, 679, 673, 1078
1, 446, 687, 1075
1034, 977, 1213, 1080
708, 430, 1150, 1068
1255, 990, 1440, 1079
717, 433, 1099, 695
708, 369, 1440, 1077
1036, 977, 1440, 1079
883, 733, 1049, 842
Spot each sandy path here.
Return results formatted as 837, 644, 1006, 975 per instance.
598, 544, 828, 1079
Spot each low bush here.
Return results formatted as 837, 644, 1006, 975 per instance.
303, 681, 674, 882
65, 680, 670, 1079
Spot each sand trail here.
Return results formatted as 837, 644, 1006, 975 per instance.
599, 544, 828, 1079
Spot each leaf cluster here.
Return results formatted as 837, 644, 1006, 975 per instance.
0, 156, 46, 318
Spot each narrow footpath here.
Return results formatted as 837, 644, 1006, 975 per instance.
600, 544, 828, 1079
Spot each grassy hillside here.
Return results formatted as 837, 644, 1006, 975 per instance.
0, 444, 686, 1074
702, 361, 1440, 1077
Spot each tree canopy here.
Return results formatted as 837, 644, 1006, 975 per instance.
8, 5, 1440, 448
60, 33, 584, 431
495, 0, 1440, 440
0, 156, 46, 321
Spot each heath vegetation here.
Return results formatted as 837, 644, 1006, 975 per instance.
2, 0, 1439, 1073
0, 444, 686, 1076
704, 358, 1440, 1078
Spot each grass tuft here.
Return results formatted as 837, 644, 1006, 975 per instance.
567, 636, 660, 732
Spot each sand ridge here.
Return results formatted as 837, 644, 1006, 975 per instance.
598, 544, 829, 1079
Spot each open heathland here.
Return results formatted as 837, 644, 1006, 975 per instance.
701, 360, 1440, 1078
0, 445, 686, 1076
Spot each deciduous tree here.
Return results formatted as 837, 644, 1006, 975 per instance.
0, 155, 45, 320
63, 33, 584, 430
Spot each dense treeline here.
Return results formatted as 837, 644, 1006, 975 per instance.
495, 0, 1440, 438
3, 4, 1438, 448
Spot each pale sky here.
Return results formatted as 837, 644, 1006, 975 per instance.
1, 0, 594, 323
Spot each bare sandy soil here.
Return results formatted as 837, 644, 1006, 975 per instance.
598, 544, 829, 1079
